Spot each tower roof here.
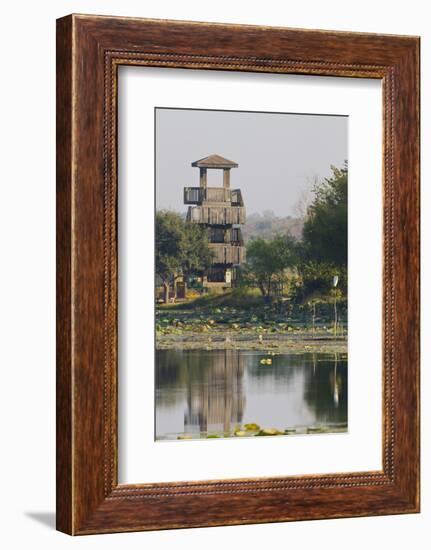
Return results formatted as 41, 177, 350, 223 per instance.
192, 154, 238, 169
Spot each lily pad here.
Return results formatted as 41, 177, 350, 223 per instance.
244, 423, 260, 431
258, 428, 282, 436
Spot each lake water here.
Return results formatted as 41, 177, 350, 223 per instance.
155, 349, 347, 440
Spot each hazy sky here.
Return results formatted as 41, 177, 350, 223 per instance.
156, 108, 347, 217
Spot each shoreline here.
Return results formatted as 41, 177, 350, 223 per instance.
156, 333, 348, 354
158, 423, 349, 441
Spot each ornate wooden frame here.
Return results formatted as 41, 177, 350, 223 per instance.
56, 14, 420, 535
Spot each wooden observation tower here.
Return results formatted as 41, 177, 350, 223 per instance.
184, 154, 246, 290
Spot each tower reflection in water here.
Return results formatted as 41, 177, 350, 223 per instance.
155, 349, 347, 440
184, 349, 245, 436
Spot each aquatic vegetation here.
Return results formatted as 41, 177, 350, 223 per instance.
257, 428, 283, 436
244, 423, 260, 431
171, 423, 347, 441
155, 301, 347, 354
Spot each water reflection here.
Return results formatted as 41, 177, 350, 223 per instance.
155, 349, 347, 440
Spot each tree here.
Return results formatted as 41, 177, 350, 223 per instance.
181, 223, 214, 279
293, 174, 317, 219
302, 163, 347, 266
243, 234, 298, 297
296, 261, 347, 299
155, 211, 184, 303
155, 211, 213, 302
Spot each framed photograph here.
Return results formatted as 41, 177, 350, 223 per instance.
153, 108, 348, 444
56, 14, 420, 534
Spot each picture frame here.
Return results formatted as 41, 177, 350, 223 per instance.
56, 14, 420, 535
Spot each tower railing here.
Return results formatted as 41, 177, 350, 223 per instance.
184, 187, 243, 205
186, 206, 246, 225
208, 227, 244, 246
230, 189, 244, 206
208, 243, 246, 265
